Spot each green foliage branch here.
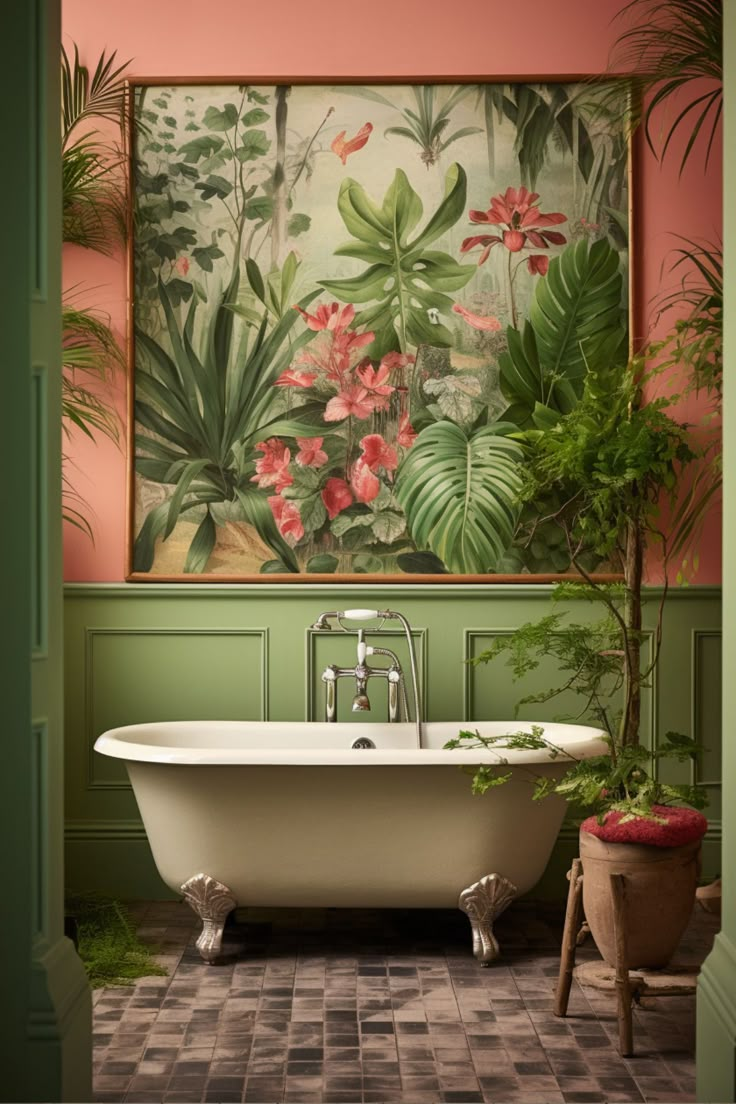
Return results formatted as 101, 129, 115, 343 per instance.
445, 724, 706, 822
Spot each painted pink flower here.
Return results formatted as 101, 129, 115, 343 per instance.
250, 438, 293, 492
268, 495, 304, 543
452, 303, 502, 332
356, 359, 395, 410
274, 366, 318, 388
324, 385, 374, 423
294, 303, 375, 385
175, 256, 190, 276
294, 302, 356, 333
461, 185, 567, 265
360, 433, 398, 474
295, 436, 328, 468
351, 457, 380, 504
398, 414, 417, 449
527, 255, 550, 276
331, 122, 373, 164
321, 477, 353, 520
380, 351, 415, 372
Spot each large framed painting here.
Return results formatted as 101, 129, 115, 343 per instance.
127, 78, 631, 581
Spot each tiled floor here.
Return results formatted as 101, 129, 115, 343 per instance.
92, 900, 718, 1104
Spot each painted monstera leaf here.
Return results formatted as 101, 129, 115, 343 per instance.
499, 238, 628, 428
394, 422, 523, 574
319, 163, 475, 358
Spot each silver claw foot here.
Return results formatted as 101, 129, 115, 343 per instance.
459, 873, 518, 966
181, 873, 237, 964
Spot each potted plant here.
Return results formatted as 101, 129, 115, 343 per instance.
446, 351, 714, 968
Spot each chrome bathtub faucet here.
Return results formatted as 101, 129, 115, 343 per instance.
311, 609, 422, 747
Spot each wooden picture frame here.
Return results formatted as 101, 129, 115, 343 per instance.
126, 76, 633, 583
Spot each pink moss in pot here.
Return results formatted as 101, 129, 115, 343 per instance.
581, 805, 708, 848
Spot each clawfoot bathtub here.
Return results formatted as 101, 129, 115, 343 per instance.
94, 720, 606, 964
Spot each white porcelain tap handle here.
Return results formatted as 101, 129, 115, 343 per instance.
342, 608, 379, 620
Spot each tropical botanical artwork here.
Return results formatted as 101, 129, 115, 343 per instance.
130, 80, 630, 578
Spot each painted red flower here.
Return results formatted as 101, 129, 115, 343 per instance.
274, 367, 318, 388
324, 385, 374, 423
350, 457, 380, 504
331, 122, 373, 165
397, 414, 417, 449
294, 302, 356, 333
268, 495, 304, 543
527, 255, 550, 276
380, 351, 415, 372
356, 359, 395, 410
359, 433, 398, 473
251, 438, 293, 492
321, 477, 353, 520
175, 256, 190, 276
452, 303, 502, 332
295, 436, 328, 468
461, 185, 567, 265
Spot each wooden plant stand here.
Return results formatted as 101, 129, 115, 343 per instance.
554, 857, 699, 1057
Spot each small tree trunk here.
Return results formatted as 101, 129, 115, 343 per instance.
622, 519, 643, 746
270, 86, 289, 270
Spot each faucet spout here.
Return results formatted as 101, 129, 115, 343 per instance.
351, 691, 371, 712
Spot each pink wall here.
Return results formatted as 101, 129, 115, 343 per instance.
62, 0, 722, 582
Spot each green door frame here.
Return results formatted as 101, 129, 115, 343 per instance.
0, 1, 91, 1100
696, 4, 736, 1101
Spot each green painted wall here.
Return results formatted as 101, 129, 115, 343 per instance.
64, 583, 721, 900
0, 1, 91, 1099
696, 5, 735, 1100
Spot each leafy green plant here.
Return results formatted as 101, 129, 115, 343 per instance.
498, 238, 628, 428
133, 276, 326, 573
61, 44, 129, 536
394, 421, 523, 574
446, 723, 706, 821
502, 354, 715, 748
66, 893, 167, 988
319, 163, 475, 357
652, 236, 723, 401
61, 44, 129, 253
608, 0, 722, 173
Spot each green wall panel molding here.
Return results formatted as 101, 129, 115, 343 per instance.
84, 627, 268, 791
63, 584, 722, 900
1, 0, 92, 1095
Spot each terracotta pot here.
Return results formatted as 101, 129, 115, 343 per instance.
579, 829, 702, 969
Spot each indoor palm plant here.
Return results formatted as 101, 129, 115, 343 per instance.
61, 44, 129, 536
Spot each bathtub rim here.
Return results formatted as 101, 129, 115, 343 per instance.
94, 719, 608, 766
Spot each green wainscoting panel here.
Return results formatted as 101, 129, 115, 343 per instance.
64, 584, 722, 900
85, 628, 268, 789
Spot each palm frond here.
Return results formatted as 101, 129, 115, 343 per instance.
607, 0, 722, 172
63, 136, 127, 251
62, 303, 122, 444
61, 42, 131, 148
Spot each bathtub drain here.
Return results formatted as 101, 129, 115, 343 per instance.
351, 737, 376, 749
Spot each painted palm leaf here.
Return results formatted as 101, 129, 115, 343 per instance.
394, 422, 523, 574
134, 275, 325, 573
499, 238, 628, 428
